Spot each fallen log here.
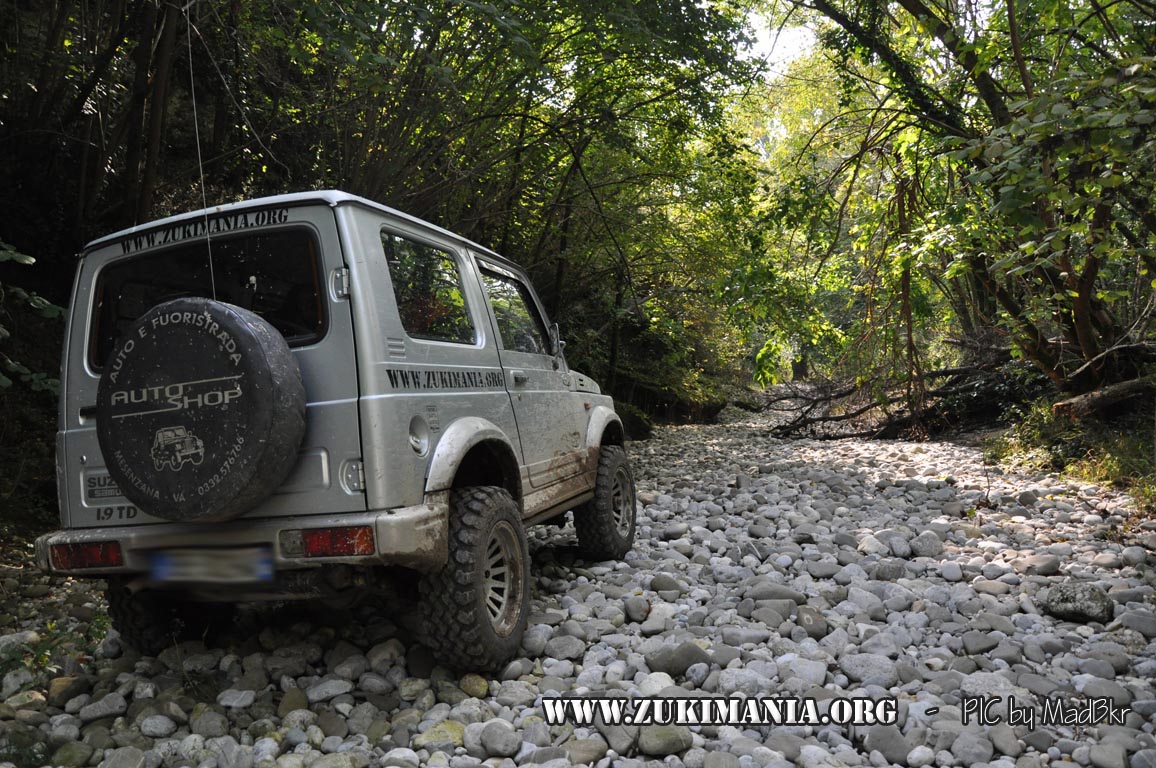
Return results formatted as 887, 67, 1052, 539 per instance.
764, 363, 1045, 439
1052, 374, 1156, 419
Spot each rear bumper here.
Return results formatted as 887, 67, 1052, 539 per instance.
35, 492, 449, 577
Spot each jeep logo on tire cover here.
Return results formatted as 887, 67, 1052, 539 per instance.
96, 297, 306, 523
150, 426, 206, 471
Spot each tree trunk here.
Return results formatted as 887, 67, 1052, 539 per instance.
211, 0, 241, 154
32, 0, 72, 122
549, 211, 570, 320
137, 0, 180, 222
791, 353, 809, 381
121, 1, 158, 227
61, 0, 136, 131
896, 173, 923, 413
606, 281, 624, 393
1053, 375, 1156, 419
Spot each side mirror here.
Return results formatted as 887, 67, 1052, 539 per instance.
550, 323, 568, 370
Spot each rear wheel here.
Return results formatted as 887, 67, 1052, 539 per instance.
420, 487, 529, 672
574, 445, 636, 560
105, 578, 236, 655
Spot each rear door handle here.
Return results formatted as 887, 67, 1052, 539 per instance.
511, 370, 528, 385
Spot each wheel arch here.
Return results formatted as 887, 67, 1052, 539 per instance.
425, 416, 522, 507
585, 405, 625, 451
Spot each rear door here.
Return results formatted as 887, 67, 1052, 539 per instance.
475, 259, 586, 490
60, 203, 365, 527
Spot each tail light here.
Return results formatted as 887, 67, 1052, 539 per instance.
283, 526, 375, 558
50, 542, 124, 570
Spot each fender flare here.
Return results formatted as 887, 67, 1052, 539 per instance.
425, 416, 519, 494
585, 405, 624, 451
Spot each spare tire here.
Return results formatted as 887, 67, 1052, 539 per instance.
96, 297, 306, 523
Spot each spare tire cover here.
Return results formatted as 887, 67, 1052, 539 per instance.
96, 297, 307, 523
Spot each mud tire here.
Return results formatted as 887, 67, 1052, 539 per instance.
574, 445, 636, 561
419, 487, 529, 672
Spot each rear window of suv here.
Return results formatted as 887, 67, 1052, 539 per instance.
89, 227, 324, 369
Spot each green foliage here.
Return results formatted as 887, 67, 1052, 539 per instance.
943, 57, 1156, 385
0, 0, 762, 419
0, 241, 35, 266
7, 0, 1151, 428
1, 241, 63, 393
728, 46, 960, 388
0, 239, 63, 529
987, 397, 1156, 515
730, 0, 1156, 397
914, 359, 1056, 431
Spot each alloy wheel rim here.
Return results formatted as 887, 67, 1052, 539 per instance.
483, 520, 523, 636
611, 466, 633, 538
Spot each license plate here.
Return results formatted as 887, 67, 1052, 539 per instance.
151, 547, 274, 584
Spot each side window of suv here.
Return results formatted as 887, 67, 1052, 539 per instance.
481, 269, 549, 355
381, 230, 475, 344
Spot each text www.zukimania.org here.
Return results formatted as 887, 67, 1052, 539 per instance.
542, 696, 899, 727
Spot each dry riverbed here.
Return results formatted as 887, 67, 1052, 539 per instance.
2, 410, 1155, 768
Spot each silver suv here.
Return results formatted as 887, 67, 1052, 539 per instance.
35, 191, 636, 671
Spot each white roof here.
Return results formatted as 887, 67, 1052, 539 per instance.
83, 190, 509, 266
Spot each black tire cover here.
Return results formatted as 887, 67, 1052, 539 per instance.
96, 297, 307, 523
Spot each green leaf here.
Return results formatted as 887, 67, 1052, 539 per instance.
0, 241, 34, 265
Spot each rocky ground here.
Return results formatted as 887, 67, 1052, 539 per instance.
2, 410, 1156, 768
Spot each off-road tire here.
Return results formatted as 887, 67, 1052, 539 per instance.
420, 487, 529, 672
105, 578, 235, 655
574, 445, 636, 561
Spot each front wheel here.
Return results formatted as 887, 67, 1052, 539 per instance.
574, 445, 636, 561
419, 486, 529, 672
